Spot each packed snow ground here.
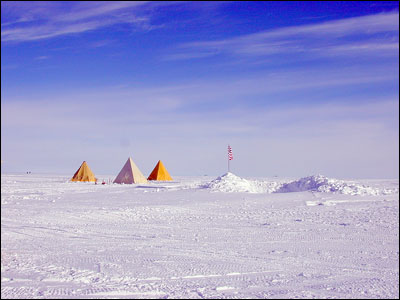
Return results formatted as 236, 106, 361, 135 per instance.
1, 173, 399, 299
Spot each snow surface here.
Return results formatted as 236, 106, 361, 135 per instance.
1, 173, 399, 299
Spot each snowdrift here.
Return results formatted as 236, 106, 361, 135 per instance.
202, 172, 264, 193
201, 172, 287, 194
276, 175, 397, 195
203, 173, 398, 195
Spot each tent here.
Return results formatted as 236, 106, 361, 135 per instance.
70, 161, 96, 182
148, 160, 173, 181
114, 157, 148, 184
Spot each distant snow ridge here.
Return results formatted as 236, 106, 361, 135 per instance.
277, 175, 396, 195
203, 172, 267, 193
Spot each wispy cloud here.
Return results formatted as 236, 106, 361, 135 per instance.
165, 11, 399, 61
3, 85, 397, 139
88, 39, 116, 48
104, 65, 395, 108
2, 62, 397, 130
1, 1, 158, 42
34, 55, 49, 60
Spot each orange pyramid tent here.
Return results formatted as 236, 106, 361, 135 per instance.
71, 161, 96, 182
114, 157, 148, 184
148, 160, 173, 181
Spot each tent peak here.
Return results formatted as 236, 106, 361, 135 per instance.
114, 157, 147, 184
71, 161, 96, 182
148, 160, 172, 181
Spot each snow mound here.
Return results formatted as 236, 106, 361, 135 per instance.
202, 172, 266, 193
202, 174, 398, 195
276, 175, 397, 196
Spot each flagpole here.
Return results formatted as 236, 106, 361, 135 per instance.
228, 144, 231, 173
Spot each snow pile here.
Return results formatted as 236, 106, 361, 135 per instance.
202, 172, 266, 193
201, 173, 398, 195
276, 175, 397, 195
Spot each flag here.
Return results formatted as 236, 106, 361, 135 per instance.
228, 145, 233, 161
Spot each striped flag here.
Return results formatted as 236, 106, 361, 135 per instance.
228, 145, 233, 161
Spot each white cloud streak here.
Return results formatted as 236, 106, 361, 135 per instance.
1, 1, 153, 42
166, 11, 399, 60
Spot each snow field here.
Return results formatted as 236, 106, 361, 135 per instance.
1, 174, 399, 299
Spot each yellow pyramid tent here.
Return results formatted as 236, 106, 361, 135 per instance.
148, 160, 173, 181
114, 157, 148, 184
71, 161, 96, 182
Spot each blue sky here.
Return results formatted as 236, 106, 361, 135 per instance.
1, 1, 399, 178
